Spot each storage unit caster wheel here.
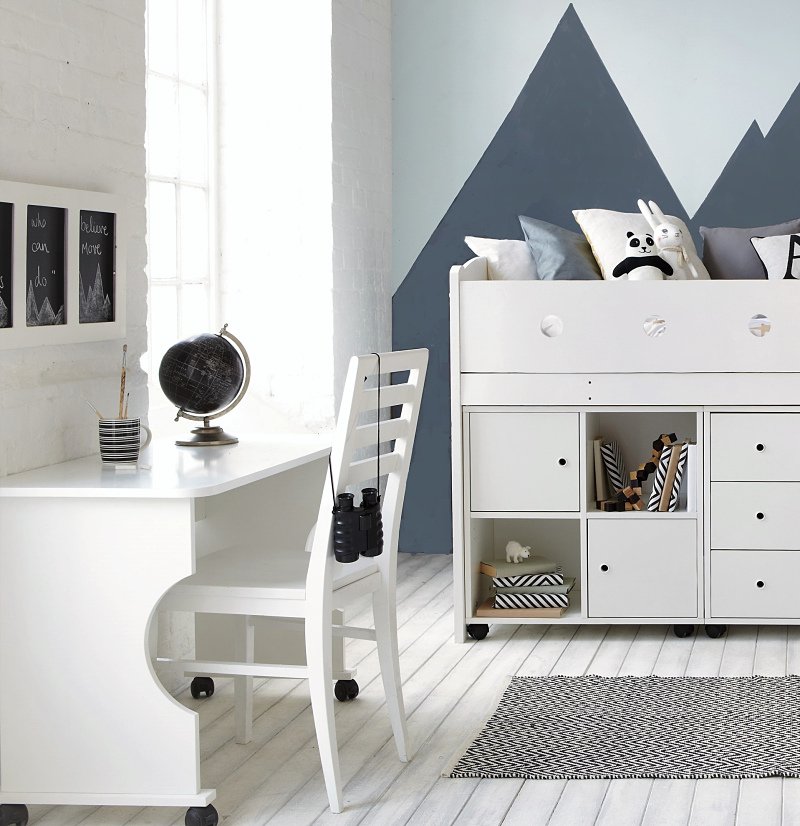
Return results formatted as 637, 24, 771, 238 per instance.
705, 624, 728, 639
334, 679, 359, 701
185, 804, 218, 826
0, 804, 29, 826
190, 677, 215, 699
467, 623, 489, 640
673, 624, 695, 638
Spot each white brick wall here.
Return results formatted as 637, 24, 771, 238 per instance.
331, 0, 392, 408
0, 0, 147, 476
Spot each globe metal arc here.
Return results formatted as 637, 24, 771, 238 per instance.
158, 323, 251, 447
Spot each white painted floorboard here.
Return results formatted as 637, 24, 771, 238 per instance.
24, 553, 799, 826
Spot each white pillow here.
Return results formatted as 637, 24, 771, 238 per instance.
573, 208, 710, 281
465, 236, 538, 280
750, 233, 800, 280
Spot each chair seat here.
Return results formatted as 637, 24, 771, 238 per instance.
169, 544, 380, 602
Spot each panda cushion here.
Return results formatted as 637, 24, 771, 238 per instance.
573, 208, 709, 281
612, 231, 673, 280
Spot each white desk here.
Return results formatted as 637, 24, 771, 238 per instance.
0, 436, 329, 818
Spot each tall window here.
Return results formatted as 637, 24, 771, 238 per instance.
145, 0, 216, 405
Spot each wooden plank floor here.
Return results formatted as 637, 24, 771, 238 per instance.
26, 553, 800, 826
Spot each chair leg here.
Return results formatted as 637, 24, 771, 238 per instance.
234, 615, 254, 745
306, 615, 343, 813
372, 587, 409, 762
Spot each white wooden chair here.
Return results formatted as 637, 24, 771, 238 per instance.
160, 348, 428, 813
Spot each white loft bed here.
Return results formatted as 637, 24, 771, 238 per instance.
449, 255, 800, 643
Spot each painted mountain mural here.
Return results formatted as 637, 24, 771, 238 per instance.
693, 81, 800, 228
392, 4, 694, 554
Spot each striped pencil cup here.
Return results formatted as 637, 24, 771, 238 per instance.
98, 418, 152, 465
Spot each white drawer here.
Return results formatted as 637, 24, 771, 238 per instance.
587, 520, 698, 618
468, 412, 579, 512
711, 550, 800, 618
710, 483, 800, 550
711, 413, 800, 481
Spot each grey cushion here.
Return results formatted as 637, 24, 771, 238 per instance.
518, 215, 602, 281
700, 219, 800, 280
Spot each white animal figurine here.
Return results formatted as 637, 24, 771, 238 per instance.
638, 199, 700, 280
505, 540, 531, 564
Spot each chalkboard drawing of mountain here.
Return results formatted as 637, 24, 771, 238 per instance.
80, 264, 112, 323
693, 81, 800, 229
0, 294, 8, 328
26, 281, 64, 326
392, 3, 686, 554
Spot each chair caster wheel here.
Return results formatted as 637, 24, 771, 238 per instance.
0, 804, 29, 826
673, 624, 695, 638
185, 804, 218, 826
334, 679, 359, 702
705, 624, 728, 639
190, 677, 215, 699
467, 624, 489, 640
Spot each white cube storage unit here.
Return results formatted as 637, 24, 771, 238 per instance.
450, 256, 800, 642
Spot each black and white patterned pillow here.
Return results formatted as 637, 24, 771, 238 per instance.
750, 233, 800, 280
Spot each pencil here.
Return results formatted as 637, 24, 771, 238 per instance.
124, 392, 130, 419
85, 399, 104, 419
118, 344, 127, 419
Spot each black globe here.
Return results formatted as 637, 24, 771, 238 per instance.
159, 333, 245, 416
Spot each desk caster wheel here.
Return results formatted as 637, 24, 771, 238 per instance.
467, 624, 489, 640
190, 677, 215, 699
705, 624, 727, 639
185, 804, 218, 826
0, 804, 29, 826
673, 624, 695, 638
334, 679, 359, 701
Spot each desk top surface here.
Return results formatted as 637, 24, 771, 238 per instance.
0, 434, 331, 499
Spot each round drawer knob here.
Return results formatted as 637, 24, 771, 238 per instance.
756, 512, 765, 520
600, 564, 609, 572
756, 580, 765, 588
756, 443, 765, 452
558, 458, 567, 466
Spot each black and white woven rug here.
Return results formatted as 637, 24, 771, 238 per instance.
448, 675, 800, 779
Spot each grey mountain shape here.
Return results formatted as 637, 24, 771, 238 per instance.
0, 293, 8, 328
26, 281, 63, 326
693, 81, 800, 230
80, 265, 112, 323
392, 4, 694, 554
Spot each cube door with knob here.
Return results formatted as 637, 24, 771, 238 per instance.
588, 520, 698, 618
711, 483, 800, 549
711, 550, 800, 618
710, 414, 800, 481
468, 412, 579, 512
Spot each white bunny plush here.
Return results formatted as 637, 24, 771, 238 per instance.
638, 199, 700, 280
505, 540, 531, 564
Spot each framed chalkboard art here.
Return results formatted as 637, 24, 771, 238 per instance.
0, 180, 125, 348
0, 203, 11, 329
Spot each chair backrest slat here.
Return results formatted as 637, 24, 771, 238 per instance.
346, 450, 401, 487
351, 417, 409, 450
357, 382, 415, 413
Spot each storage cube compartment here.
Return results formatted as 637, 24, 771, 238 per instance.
587, 519, 699, 618
710, 550, 800, 618
467, 518, 582, 619
468, 411, 579, 512
711, 413, 800, 481
585, 410, 699, 513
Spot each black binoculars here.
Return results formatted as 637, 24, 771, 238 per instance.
332, 488, 384, 563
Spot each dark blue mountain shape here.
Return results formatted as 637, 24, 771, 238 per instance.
392, 4, 690, 554
693, 81, 800, 229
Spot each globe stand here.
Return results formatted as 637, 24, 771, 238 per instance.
167, 324, 252, 448
175, 420, 239, 447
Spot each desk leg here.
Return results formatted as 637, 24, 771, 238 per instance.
0, 497, 214, 809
